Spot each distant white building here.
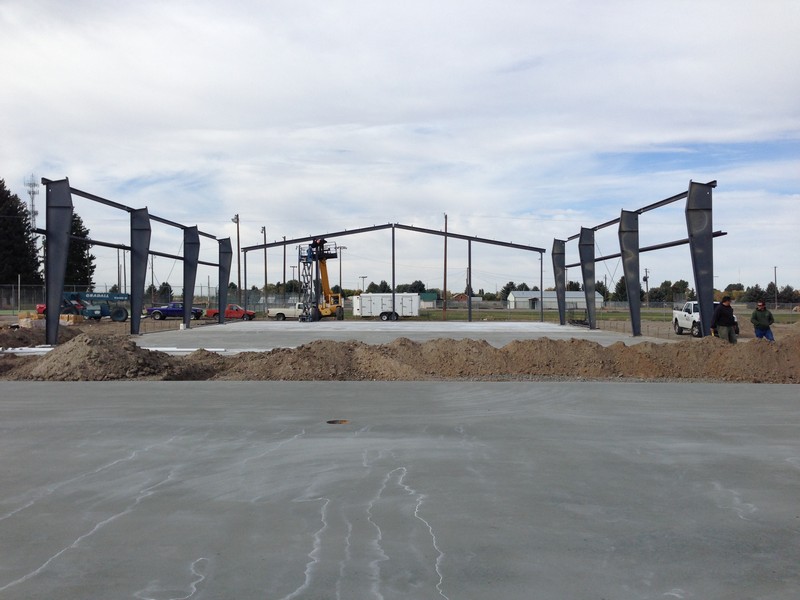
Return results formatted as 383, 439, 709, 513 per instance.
506, 290, 604, 310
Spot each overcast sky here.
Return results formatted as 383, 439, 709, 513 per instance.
2, 0, 798, 296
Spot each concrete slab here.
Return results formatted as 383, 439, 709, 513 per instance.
135, 320, 667, 355
1, 381, 798, 599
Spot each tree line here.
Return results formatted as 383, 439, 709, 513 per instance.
0, 179, 95, 287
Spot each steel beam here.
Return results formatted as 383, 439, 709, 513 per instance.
578, 227, 597, 329
217, 238, 233, 324
552, 239, 566, 325
183, 227, 200, 328
129, 208, 151, 335
686, 180, 715, 337
44, 179, 73, 345
618, 210, 642, 336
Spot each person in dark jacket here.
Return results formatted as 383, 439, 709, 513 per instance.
711, 296, 737, 343
750, 301, 775, 341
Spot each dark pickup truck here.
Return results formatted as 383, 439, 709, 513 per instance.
146, 302, 204, 320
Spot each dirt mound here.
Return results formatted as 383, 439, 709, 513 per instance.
2, 330, 798, 383
4, 333, 175, 381
0, 322, 82, 348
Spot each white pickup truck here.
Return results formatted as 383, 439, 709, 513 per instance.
672, 301, 739, 337
267, 303, 304, 321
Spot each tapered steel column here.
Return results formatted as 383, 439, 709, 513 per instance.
218, 238, 233, 323
618, 210, 642, 336
686, 181, 715, 337
552, 239, 566, 325
578, 227, 597, 329
182, 226, 200, 328
129, 208, 151, 335
44, 179, 73, 345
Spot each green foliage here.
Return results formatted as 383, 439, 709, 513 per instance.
0, 179, 42, 284
740, 284, 764, 303
595, 280, 609, 301
778, 285, 799, 303
157, 282, 173, 303
499, 281, 515, 301
365, 280, 392, 293
64, 213, 96, 288
611, 276, 627, 301
566, 280, 581, 291
397, 280, 426, 293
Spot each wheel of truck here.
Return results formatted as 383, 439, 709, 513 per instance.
192, 312, 201, 320
276, 313, 286, 321
380, 312, 389, 321
151, 311, 164, 320
311, 307, 322, 322
673, 320, 684, 335
691, 321, 701, 337
335, 306, 344, 321
60, 306, 79, 315
110, 307, 129, 322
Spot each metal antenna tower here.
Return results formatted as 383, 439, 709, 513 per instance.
24, 173, 39, 230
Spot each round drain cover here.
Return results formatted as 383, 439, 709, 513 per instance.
326, 419, 349, 424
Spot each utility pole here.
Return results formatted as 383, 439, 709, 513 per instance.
360, 275, 367, 291
232, 214, 241, 304
25, 174, 40, 262
24, 174, 39, 230
338, 246, 347, 293
443, 213, 448, 320
282, 236, 287, 304
774, 266, 778, 309
261, 226, 267, 309
643, 268, 650, 307
150, 255, 155, 304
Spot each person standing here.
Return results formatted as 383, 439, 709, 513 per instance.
750, 300, 775, 341
711, 296, 737, 343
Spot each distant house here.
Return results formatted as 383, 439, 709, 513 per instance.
507, 290, 603, 310
419, 292, 438, 309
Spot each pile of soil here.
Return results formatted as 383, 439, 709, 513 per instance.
1, 326, 798, 383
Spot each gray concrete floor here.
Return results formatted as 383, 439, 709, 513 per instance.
134, 319, 671, 355
1, 380, 798, 599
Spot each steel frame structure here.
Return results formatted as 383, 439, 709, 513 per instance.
552, 180, 723, 336
41, 178, 233, 345
242, 223, 547, 322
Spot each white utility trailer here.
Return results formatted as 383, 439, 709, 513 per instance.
352, 293, 420, 320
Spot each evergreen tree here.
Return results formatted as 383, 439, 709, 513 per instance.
158, 282, 174, 303
64, 212, 96, 288
778, 285, 799, 304
0, 179, 42, 284
740, 284, 764, 303
611, 276, 627, 301
595, 280, 610, 301
499, 281, 516, 301
408, 280, 426, 293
